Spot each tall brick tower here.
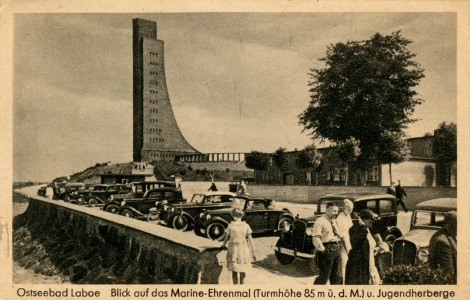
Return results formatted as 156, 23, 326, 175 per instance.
133, 18, 199, 162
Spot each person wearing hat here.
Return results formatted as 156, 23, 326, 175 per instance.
336, 199, 354, 284
428, 210, 457, 281
345, 209, 381, 285
311, 202, 343, 285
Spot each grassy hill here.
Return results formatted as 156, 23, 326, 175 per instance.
54, 161, 253, 183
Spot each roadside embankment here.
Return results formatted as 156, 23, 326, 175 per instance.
13, 194, 223, 284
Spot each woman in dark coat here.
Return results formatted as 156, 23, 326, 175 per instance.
345, 209, 379, 285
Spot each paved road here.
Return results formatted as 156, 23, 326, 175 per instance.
14, 186, 411, 285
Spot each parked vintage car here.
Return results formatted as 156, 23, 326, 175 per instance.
83, 184, 133, 206
103, 187, 186, 220
62, 183, 88, 201
111, 181, 176, 202
37, 186, 47, 197
392, 198, 457, 266
194, 197, 294, 241
162, 192, 237, 231
274, 193, 403, 272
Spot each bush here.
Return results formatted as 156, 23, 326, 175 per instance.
382, 265, 456, 285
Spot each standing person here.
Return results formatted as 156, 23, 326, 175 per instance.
345, 209, 381, 285
386, 182, 395, 195
237, 180, 246, 196
220, 208, 256, 284
208, 182, 218, 192
395, 180, 408, 213
311, 202, 342, 285
336, 199, 354, 284
428, 211, 457, 281
45, 185, 54, 199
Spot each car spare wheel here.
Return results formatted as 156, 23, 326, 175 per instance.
172, 215, 190, 231
206, 222, 226, 241
120, 209, 134, 218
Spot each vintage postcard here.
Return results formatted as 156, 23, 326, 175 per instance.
1, 0, 469, 299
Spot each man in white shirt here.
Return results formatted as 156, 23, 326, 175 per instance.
336, 199, 353, 284
312, 202, 342, 285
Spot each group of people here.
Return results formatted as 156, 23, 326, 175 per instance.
312, 200, 386, 285
386, 180, 408, 213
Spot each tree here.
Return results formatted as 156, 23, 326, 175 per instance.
433, 122, 457, 186
299, 31, 424, 181
272, 147, 287, 169
245, 151, 269, 171
377, 131, 410, 184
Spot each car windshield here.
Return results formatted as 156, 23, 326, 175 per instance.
318, 199, 344, 214
413, 210, 447, 228
246, 199, 266, 210
190, 194, 205, 203
230, 197, 247, 209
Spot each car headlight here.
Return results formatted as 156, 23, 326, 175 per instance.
205, 214, 211, 220
121, 200, 126, 206
170, 207, 175, 213
306, 227, 313, 236
110, 195, 114, 200
417, 247, 429, 263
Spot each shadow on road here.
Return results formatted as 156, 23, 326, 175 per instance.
253, 253, 314, 279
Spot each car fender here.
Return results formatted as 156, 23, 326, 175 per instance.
386, 226, 403, 238
169, 211, 194, 224
204, 217, 229, 227
87, 196, 104, 203
119, 205, 146, 217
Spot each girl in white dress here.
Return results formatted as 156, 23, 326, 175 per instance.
221, 208, 256, 284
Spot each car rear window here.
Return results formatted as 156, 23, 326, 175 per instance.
413, 210, 447, 227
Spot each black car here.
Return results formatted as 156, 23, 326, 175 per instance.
274, 193, 402, 272
83, 184, 133, 206
103, 187, 186, 220
162, 192, 237, 231
194, 197, 294, 241
111, 181, 177, 202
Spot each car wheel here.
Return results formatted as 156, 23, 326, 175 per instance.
64, 195, 71, 202
88, 198, 98, 207
277, 217, 293, 231
172, 215, 190, 231
309, 250, 319, 274
194, 225, 204, 237
77, 196, 86, 205
385, 234, 397, 250
106, 205, 119, 214
120, 209, 134, 218
274, 239, 295, 265
147, 211, 160, 223
206, 222, 226, 241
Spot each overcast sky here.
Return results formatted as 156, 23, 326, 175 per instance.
13, 13, 456, 182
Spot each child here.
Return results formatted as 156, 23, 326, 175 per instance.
221, 208, 256, 284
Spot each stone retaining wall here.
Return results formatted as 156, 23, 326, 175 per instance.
13, 196, 223, 284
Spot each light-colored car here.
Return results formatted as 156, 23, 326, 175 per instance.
392, 198, 457, 266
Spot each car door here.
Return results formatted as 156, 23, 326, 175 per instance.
138, 190, 162, 213
243, 199, 269, 232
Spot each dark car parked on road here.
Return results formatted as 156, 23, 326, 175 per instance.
162, 192, 237, 231
274, 193, 403, 272
103, 187, 186, 221
83, 184, 133, 206
392, 198, 457, 267
194, 197, 294, 241
111, 181, 176, 202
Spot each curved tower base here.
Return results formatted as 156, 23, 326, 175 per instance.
133, 18, 199, 162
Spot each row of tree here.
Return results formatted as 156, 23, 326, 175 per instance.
245, 31, 456, 186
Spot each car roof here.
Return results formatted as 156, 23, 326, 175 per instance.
415, 198, 457, 211
65, 182, 86, 186
147, 187, 180, 192
193, 192, 237, 197
320, 193, 395, 201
